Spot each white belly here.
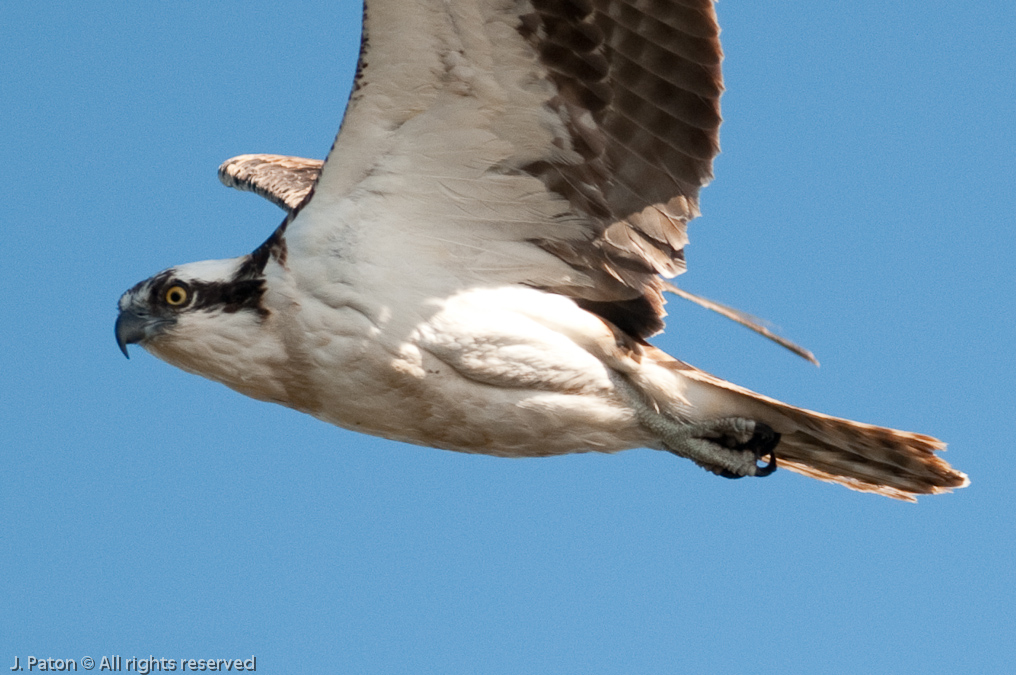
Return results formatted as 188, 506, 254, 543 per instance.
274, 285, 654, 457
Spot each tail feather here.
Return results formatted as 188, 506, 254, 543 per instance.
775, 426, 962, 502
646, 348, 968, 501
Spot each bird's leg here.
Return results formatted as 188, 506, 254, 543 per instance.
615, 377, 779, 478
651, 414, 778, 479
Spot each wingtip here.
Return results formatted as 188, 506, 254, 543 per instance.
664, 282, 820, 367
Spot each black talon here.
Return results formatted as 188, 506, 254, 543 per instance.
753, 447, 778, 477
745, 422, 780, 477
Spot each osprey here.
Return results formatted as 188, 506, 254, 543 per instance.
116, 0, 967, 500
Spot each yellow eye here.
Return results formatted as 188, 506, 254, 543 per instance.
165, 285, 189, 306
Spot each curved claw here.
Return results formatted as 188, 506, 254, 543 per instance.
710, 422, 781, 479
746, 422, 779, 477
753, 449, 778, 477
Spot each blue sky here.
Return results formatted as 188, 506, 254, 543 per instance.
2, 1, 1013, 672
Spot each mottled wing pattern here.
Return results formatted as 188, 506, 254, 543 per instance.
520, 0, 722, 336
218, 154, 323, 212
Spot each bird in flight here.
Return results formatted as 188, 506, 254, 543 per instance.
116, 0, 967, 500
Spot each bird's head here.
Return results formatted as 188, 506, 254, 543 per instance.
115, 256, 271, 371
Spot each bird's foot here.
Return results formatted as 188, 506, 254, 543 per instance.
614, 376, 779, 479
673, 418, 779, 479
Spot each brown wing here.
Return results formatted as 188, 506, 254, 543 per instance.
518, 0, 723, 337
218, 154, 323, 212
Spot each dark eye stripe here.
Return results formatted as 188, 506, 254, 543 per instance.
188, 279, 266, 315
140, 241, 277, 318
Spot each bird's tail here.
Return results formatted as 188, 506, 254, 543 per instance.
641, 348, 968, 501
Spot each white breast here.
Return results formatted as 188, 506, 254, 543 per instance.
268, 271, 653, 456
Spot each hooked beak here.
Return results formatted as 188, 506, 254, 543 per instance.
115, 309, 150, 359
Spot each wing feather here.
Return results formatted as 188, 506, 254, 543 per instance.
218, 154, 322, 211
290, 0, 723, 339
217, 3, 812, 364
